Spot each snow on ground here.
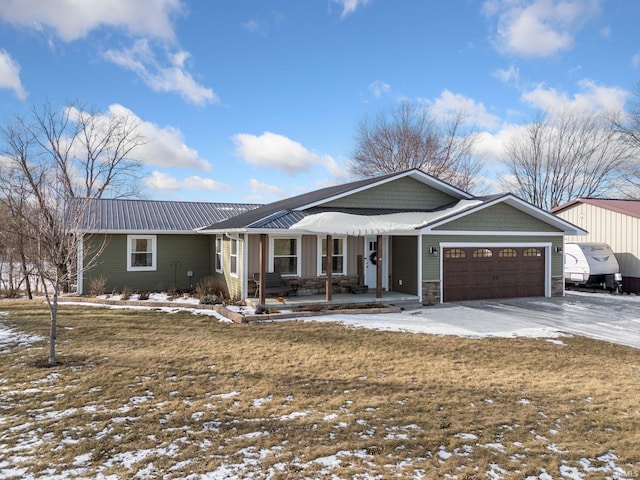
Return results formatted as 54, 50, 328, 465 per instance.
0, 314, 44, 352
2, 294, 640, 478
7, 290, 640, 349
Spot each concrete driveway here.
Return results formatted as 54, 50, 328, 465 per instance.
307, 291, 640, 349
440, 292, 640, 349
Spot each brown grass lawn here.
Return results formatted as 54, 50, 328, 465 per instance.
1, 300, 640, 479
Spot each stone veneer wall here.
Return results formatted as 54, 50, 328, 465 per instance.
422, 280, 441, 305
250, 275, 360, 297
551, 276, 564, 297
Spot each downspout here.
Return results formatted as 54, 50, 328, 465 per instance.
77, 235, 84, 295
242, 234, 249, 301
417, 233, 422, 304
259, 234, 267, 305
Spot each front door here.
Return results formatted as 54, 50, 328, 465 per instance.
365, 236, 379, 289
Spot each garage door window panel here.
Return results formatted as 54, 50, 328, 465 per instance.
443, 245, 546, 302
444, 248, 466, 259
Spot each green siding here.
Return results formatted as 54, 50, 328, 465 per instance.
422, 234, 564, 280
83, 234, 212, 293
391, 236, 418, 294
324, 176, 457, 210
435, 203, 562, 232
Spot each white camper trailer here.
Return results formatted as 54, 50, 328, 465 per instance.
564, 242, 622, 292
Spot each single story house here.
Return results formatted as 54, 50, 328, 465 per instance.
76, 199, 261, 294
78, 169, 585, 304
552, 198, 640, 293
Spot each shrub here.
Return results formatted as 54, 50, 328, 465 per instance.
89, 276, 107, 297
120, 287, 132, 301
199, 294, 220, 305
196, 277, 228, 300
137, 291, 150, 301
0, 288, 19, 299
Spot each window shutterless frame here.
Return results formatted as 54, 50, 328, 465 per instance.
126, 235, 157, 271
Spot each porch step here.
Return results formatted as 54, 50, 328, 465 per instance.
351, 285, 369, 294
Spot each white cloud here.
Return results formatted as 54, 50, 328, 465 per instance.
232, 131, 339, 176
427, 90, 501, 130
145, 171, 232, 191
521, 79, 628, 112
474, 124, 527, 164
369, 80, 390, 98
242, 12, 284, 35
332, 0, 370, 18
242, 20, 261, 33
248, 179, 288, 199
483, 0, 601, 58
632, 53, 640, 69
0, 0, 183, 42
100, 104, 211, 170
492, 65, 520, 86
104, 40, 217, 106
0, 49, 27, 100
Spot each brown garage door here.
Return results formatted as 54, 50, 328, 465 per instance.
442, 247, 545, 302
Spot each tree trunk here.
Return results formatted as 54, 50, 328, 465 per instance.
48, 293, 58, 366
20, 248, 33, 299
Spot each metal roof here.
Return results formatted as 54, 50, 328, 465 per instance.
202, 169, 472, 231
552, 198, 640, 220
252, 207, 445, 230
75, 198, 262, 232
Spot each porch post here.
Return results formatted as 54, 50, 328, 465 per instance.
376, 234, 382, 298
325, 234, 332, 301
259, 234, 267, 305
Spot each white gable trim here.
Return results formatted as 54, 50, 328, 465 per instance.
295, 169, 473, 211
421, 194, 588, 235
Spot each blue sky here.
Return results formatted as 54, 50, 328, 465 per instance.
0, 0, 638, 203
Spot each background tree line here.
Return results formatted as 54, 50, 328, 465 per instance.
350, 82, 640, 210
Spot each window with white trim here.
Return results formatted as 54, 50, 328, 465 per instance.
320, 237, 346, 275
127, 235, 156, 271
271, 237, 299, 276
215, 235, 223, 273
230, 238, 238, 276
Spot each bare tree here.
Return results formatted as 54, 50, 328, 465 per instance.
609, 82, 640, 193
350, 102, 484, 192
500, 108, 633, 211
0, 101, 145, 365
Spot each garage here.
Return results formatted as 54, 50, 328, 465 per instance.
442, 246, 545, 302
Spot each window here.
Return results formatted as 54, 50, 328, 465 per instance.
215, 235, 223, 273
499, 248, 518, 258
272, 237, 299, 276
230, 238, 238, 276
320, 237, 345, 275
444, 248, 466, 259
523, 248, 542, 257
127, 235, 156, 271
473, 248, 493, 258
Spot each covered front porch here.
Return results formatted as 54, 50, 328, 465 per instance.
245, 289, 422, 310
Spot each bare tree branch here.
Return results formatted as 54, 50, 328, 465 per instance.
501, 108, 634, 210
0, 101, 146, 365
350, 102, 484, 193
